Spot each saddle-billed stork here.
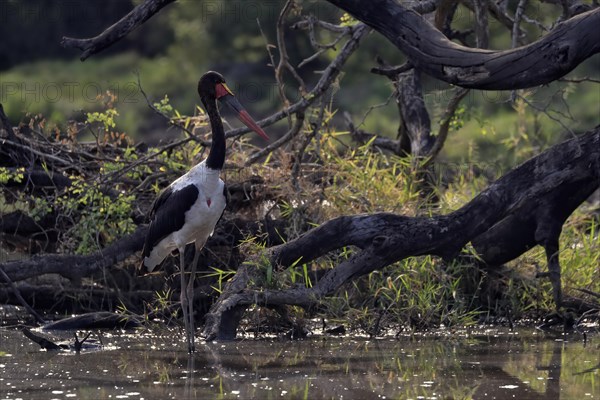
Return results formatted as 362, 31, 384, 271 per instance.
140, 71, 269, 352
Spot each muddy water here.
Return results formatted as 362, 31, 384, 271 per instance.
0, 327, 598, 399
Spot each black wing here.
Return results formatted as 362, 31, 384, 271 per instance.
142, 184, 199, 258
149, 185, 174, 217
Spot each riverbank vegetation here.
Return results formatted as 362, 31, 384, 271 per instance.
1, 0, 599, 338
1, 95, 598, 334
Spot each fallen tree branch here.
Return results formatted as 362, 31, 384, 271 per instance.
203, 127, 600, 340
22, 328, 100, 353
0, 225, 147, 282
22, 328, 63, 350
0, 283, 155, 314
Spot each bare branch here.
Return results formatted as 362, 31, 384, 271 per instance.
345, 112, 403, 154
327, 0, 600, 90
371, 61, 414, 78
101, 135, 196, 184
1, 226, 147, 283
292, 18, 351, 33
245, 112, 305, 166
424, 87, 470, 166
293, 16, 353, 68
516, 93, 574, 135
275, 0, 307, 115
559, 76, 600, 84
461, 0, 535, 43
559, 0, 572, 20
356, 91, 396, 129
1, 137, 80, 170
434, 0, 459, 32
303, 16, 348, 50
473, 0, 489, 48
61, 0, 176, 61
135, 72, 207, 144
512, 0, 529, 50
291, 101, 325, 189
224, 24, 370, 139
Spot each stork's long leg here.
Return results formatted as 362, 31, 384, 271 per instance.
179, 249, 193, 353
184, 353, 195, 398
186, 243, 202, 353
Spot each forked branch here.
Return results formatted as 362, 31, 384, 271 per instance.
326, 0, 600, 89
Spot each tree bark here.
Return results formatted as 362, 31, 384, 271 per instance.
326, 0, 600, 89
396, 70, 434, 157
203, 127, 599, 340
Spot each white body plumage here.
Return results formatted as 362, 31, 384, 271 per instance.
142, 162, 226, 272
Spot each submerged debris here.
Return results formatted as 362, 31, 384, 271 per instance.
22, 327, 101, 352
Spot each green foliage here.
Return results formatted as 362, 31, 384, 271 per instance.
86, 108, 119, 131
199, 267, 237, 294
0, 167, 24, 185
320, 133, 422, 217
30, 197, 52, 222
1, 0, 598, 334
57, 178, 136, 254
448, 105, 466, 132
339, 13, 359, 27
153, 95, 174, 116
322, 256, 481, 334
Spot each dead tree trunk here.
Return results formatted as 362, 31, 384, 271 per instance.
471, 167, 599, 308
203, 128, 599, 340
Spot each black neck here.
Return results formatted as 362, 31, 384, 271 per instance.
202, 97, 226, 170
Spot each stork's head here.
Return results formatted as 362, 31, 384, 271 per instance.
198, 71, 269, 140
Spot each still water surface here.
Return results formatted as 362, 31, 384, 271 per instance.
0, 327, 598, 399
